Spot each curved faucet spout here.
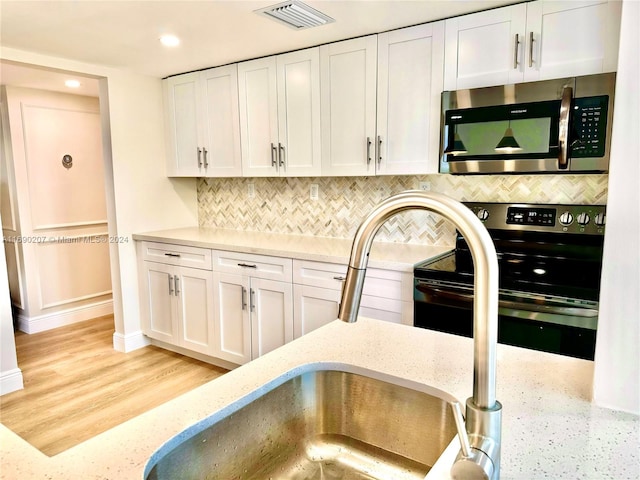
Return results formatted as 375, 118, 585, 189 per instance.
337, 191, 502, 479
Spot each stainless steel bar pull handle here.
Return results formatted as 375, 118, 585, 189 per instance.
271, 143, 277, 167
242, 287, 247, 310
250, 288, 255, 312
197, 147, 203, 168
164, 253, 181, 258
366, 137, 372, 165
513, 33, 520, 69
203, 148, 209, 169
528, 31, 535, 68
168, 274, 174, 295
278, 142, 285, 168
237, 263, 257, 269
558, 85, 573, 170
174, 276, 180, 295
377, 136, 382, 167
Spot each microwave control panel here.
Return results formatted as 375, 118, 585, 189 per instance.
571, 95, 609, 158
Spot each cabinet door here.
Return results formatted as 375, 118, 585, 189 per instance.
200, 65, 243, 177
524, 0, 622, 81
276, 48, 322, 177
320, 35, 378, 176
250, 278, 293, 359
213, 272, 251, 365
377, 22, 445, 175
163, 73, 202, 176
142, 262, 176, 343
238, 57, 279, 177
175, 268, 215, 355
293, 284, 340, 338
444, 4, 527, 90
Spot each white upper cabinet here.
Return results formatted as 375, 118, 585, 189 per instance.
238, 47, 321, 177
163, 72, 200, 176
320, 35, 378, 176
444, 0, 622, 91
523, 0, 622, 82
377, 22, 445, 175
163, 65, 242, 177
444, 4, 527, 90
199, 66, 243, 176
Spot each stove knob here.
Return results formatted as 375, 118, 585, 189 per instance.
576, 212, 591, 226
476, 209, 490, 222
559, 211, 574, 225
594, 212, 606, 227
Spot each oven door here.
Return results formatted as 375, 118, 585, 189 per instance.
414, 279, 598, 360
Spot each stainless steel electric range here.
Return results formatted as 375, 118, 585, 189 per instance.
414, 202, 606, 360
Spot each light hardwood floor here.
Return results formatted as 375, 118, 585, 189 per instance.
0, 315, 228, 456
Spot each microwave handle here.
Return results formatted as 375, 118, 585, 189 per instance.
558, 85, 573, 170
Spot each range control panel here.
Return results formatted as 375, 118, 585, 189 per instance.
465, 203, 606, 235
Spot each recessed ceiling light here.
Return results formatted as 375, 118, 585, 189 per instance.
65, 80, 81, 88
160, 35, 180, 47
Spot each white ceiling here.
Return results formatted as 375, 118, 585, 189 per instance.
0, 0, 518, 94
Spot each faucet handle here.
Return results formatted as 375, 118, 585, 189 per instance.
450, 401, 472, 457
449, 401, 495, 480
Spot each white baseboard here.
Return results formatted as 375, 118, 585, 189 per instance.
149, 339, 239, 371
0, 368, 24, 396
17, 300, 113, 334
113, 330, 150, 353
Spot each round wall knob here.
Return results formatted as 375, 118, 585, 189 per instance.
559, 211, 574, 225
476, 209, 490, 221
576, 212, 591, 226
594, 212, 606, 227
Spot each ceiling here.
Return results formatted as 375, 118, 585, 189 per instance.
0, 0, 518, 95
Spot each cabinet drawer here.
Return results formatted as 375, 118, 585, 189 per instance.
293, 260, 348, 290
293, 259, 412, 301
213, 250, 292, 281
141, 241, 212, 270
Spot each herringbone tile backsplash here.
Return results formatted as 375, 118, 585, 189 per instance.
198, 174, 608, 245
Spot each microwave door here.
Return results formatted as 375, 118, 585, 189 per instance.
442, 101, 561, 173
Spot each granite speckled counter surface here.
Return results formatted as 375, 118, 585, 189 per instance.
1, 318, 638, 480
131, 227, 453, 271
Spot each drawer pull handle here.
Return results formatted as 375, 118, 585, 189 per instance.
237, 263, 257, 269
164, 253, 181, 258
333, 276, 346, 281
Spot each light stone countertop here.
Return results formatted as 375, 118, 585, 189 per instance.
1, 318, 638, 480
132, 227, 454, 271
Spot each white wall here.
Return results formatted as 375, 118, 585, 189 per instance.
0, 207, 23, 394
2, 87, 113, 332
592, 0, 640, 415
0, 48, 199, 353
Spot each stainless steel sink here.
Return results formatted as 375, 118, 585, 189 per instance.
145, 368, 457, 480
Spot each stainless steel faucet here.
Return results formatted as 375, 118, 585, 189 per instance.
338, 190, 502, 480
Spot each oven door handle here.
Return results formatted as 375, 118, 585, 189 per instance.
499, 298, 598, 318
416, 284, 598, 318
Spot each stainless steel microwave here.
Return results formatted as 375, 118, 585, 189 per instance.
439, 73, 616, 174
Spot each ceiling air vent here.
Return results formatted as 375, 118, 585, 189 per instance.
255, 0, 335, 30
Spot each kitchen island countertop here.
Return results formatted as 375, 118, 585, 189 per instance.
132, 226, 454, 272
1, 318, 638, 480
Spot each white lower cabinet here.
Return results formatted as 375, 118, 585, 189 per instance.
142, 261, 215, 356
293, 259, 413, 338
212, 251, 293, 365
139, 241, 412, 364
